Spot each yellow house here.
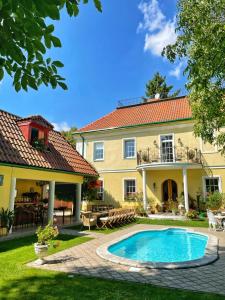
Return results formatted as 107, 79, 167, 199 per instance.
0, 110, 97, 229
74, 96, 225, 212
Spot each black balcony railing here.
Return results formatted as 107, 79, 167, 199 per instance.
137, 146, 202, 165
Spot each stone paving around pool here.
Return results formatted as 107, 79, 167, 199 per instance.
29, 224, 225, 296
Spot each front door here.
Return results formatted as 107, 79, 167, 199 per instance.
162, 179, 178, 201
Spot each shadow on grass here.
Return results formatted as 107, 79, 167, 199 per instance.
0, 270, 224, 300
0, 234, 82, 254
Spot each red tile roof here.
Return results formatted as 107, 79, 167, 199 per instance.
78, 96, 192, 132
0, 110, 98, 176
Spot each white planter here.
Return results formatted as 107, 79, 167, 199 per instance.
34, 243, 48, 264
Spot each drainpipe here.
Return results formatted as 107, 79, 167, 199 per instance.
80, 133, 85, 157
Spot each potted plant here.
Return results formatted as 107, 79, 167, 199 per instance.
0, 208, 14, 236
149, 198, 157, 214
141, 152, 149, 163
34, 222, 58, 264
177, 193, 185, 215
168, 199, 178, 215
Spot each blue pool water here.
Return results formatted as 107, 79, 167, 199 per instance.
109, 229, 208, 263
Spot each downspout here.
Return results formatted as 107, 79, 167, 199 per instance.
80, 133, 85, 157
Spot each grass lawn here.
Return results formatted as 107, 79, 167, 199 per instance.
0, 233, 223, 300
67, 217, 208, 234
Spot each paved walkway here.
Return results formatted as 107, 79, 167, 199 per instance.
29, 224, 225, 296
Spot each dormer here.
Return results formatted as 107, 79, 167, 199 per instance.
17, 115, 54, 149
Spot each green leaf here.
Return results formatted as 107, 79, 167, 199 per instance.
15, 82, 21, 92
44, 35, 51, 48
44, 4, 60, 20
33, 40, 46, 54
52, 60, 64, 68
14, 68, 21, 82
66, 1, 73, 16
50, 77, 57, 89
46, 24, 54, 34
72, 3, 79, 16
93, 0, 102, 12
0, 68, 4, 81
58, 81, 68, 90
51, 36, 61, 47
27, 76, 38, 90
46, 58, 51, 65
21, 75, 28, 91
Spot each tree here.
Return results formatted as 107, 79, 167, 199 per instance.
144, 72, 180, 99
0, 0, 102, 92
61, 126, 77, 147
163, 0, 225, 152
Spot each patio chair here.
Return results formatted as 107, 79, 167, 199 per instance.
207, 210, 219, 231
81, 211, 97, 230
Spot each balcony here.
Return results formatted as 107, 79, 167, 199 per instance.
137, 146, 202, 166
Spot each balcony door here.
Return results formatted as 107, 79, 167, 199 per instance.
160, 134, 174, 162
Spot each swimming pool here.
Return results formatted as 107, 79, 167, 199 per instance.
97, 228, 218, 269
109, 228, 207, 263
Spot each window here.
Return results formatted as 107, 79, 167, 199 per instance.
93, 142, 104, 161
160, 134, 174, 162
204, 177, 221, 195
31, 128, 39, 143
97, 180, 104, 200
124, 179, 136, 199
124, 139, 136, 158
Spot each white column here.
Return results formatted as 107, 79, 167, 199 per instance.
142, 169, 147, 210
75, 183, 82, 222
183, 168, 189, 212
48, 181, 55, 222
9, 177, 17, 211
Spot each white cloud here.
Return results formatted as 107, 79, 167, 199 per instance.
137, 0, 165, 32
169, 61, 183, 79
52, 121, 70, 132
138, 0, 177, 56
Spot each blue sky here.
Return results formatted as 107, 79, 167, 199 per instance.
0, 0, 186, 130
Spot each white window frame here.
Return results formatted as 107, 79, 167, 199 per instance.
159, 133, 175, 163
122, 138, 136, 159
97, 178, 104, 201
123, 178, 137, 200
93, 141, 104, 161
202, 175, 222, 198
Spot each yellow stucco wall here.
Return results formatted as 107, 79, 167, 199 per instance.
76, 120, 225, 206
16, 179, 42, 199
0, 165, 83, 209
84, 121, 225, 171
100, 168, 225, 207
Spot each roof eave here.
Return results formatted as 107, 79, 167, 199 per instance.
0, 161, 98, 178
74, 117, 193, 135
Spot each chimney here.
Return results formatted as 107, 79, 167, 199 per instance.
155, 93, 160, 99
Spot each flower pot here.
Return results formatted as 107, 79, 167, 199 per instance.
34, 243, 48, 264
0, 227, 8, 236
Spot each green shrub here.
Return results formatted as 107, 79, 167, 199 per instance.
0, 208, 14, 230
205, 192, 224, 210
186, 209, 198, 219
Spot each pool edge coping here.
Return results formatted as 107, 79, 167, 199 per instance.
96, 227, 218, 269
